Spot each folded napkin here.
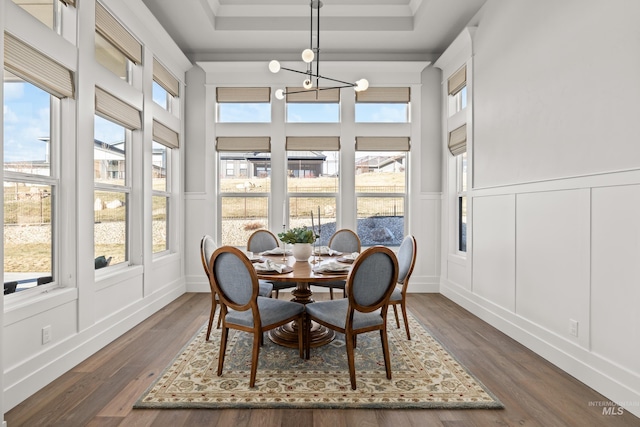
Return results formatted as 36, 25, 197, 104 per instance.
254, 259, 285, 273
314, 246, 342, 256
342, 252, 360, 260
313, 261, 351, 273
261, 248, 292, 255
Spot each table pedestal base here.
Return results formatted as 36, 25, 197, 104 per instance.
268, 320, 335, 349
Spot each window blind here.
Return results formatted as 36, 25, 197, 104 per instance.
216, 87, 271, 103
95, 2, 142, 64
286, 136, 340, 151
448, 124, 467, 156
355, 87, 410, 103
285, 88, 340, 103
153, 58, 179, 97
4, 32, 75, 99
95, 86, 141, 130
216, 137, 271, 152
153, 120, 179, 149
355, 137, 410, 152
448, 65, 466, 96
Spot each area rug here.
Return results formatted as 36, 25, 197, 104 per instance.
134, 309, 503, 409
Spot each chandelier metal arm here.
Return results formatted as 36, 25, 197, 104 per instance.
278, 66, 356, 88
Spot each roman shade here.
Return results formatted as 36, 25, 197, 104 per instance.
4, 32, 75, 99
216, 87, 271, 103
95, 2, 142, 64
153, 58, 179, 98
216, 137, 271, 152
285, 88, 340, 103
355, 87, 410, 103
355, 137, 410, 152
448, 124, 467, 156
286, 137, 340, 151
95, 87, 141, 130
448, 65, 466, 96
153, 120, 179, 149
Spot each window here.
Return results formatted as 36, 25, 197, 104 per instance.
355, 137, 409, 248
447, 65, 467, 117
95, 3, 142, 83
3, 74, 57, 292
457, 152, 467, 253
11, 0, 64, 32
151, 120, 178, 255
286, 137, 339, 245
3, 34, 74, 294
153, 58, 179, 114
217, 137, 271, 246
151, 142, 169, 253
355, 87, 410, 123
94, 115, 129, 267
285, 87, 340, 123
216, 87, 270, 123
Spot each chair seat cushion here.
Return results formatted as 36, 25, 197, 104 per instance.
225, 297, 304, 328
389, 286, 402, 302
306, 299, 382, 330
258, 280, 274, 296
311, 280, 346, 288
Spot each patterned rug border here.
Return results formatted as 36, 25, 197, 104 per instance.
134, 308, 504, 410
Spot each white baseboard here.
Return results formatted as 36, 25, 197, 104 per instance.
440, 279, 640, 419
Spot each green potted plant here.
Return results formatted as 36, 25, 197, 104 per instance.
278, 227, 316, 261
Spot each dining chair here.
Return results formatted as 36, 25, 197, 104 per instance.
200, 234, 274, 340
305, 245, 398, 390
247, 229, 296, 298
311, 228, 361, 299
209, 246, 305, 388
388, 235, 417, 340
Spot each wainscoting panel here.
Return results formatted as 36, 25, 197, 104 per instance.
472, 194, 516, 312
515, 189, 590, 347
591, 184, 640, 372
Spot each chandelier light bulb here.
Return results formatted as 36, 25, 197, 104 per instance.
301, 49, 315, 63
275, 89, 285, 100
355, 78, 369, 92
303, 79, 313, 89
269, 60, 281, 73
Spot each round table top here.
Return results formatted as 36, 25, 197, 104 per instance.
255, 255, 350, 283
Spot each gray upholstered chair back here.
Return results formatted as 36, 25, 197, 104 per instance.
350, 247, 397, 309
397, 235, 416, 284
247, 229, 279, 253
212, 250, 255, 307
201, 235, 217, 275
329, 229, 361, 253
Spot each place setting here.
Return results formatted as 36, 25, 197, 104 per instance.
252, 258, 292, 275
312, 259, 352, 275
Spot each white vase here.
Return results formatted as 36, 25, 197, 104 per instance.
292, 243, 313, 262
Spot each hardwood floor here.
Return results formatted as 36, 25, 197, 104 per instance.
4, 293, 639, 427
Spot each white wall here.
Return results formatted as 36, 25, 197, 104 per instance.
2, 0, 191, 412
440, 0, 640, 417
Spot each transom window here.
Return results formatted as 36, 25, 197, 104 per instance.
355, 87, 410, 123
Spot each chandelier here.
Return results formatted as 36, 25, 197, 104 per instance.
269, 0, 369, 100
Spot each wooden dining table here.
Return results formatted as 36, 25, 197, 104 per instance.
255, 253, 351, 349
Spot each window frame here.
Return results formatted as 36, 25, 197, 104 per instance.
151, 139, 172, 255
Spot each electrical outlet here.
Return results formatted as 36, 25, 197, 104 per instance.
569, 319, 578, 337
42, 325, 52, 344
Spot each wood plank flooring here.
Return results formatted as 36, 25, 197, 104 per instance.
5, 293, 639, 427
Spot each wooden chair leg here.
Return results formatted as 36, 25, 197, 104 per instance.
250, 330, 261, 387
275, 289, 280, 298
206, 297, 216, 340
329, 287, 334, 299
392, 304, 400, 328
217, 326, 229, 376
345, 331, 357, 390
401, 302, 411, 340
305, 314, 311, 359
380, 328, 392, 380
297, 315, 304, 359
